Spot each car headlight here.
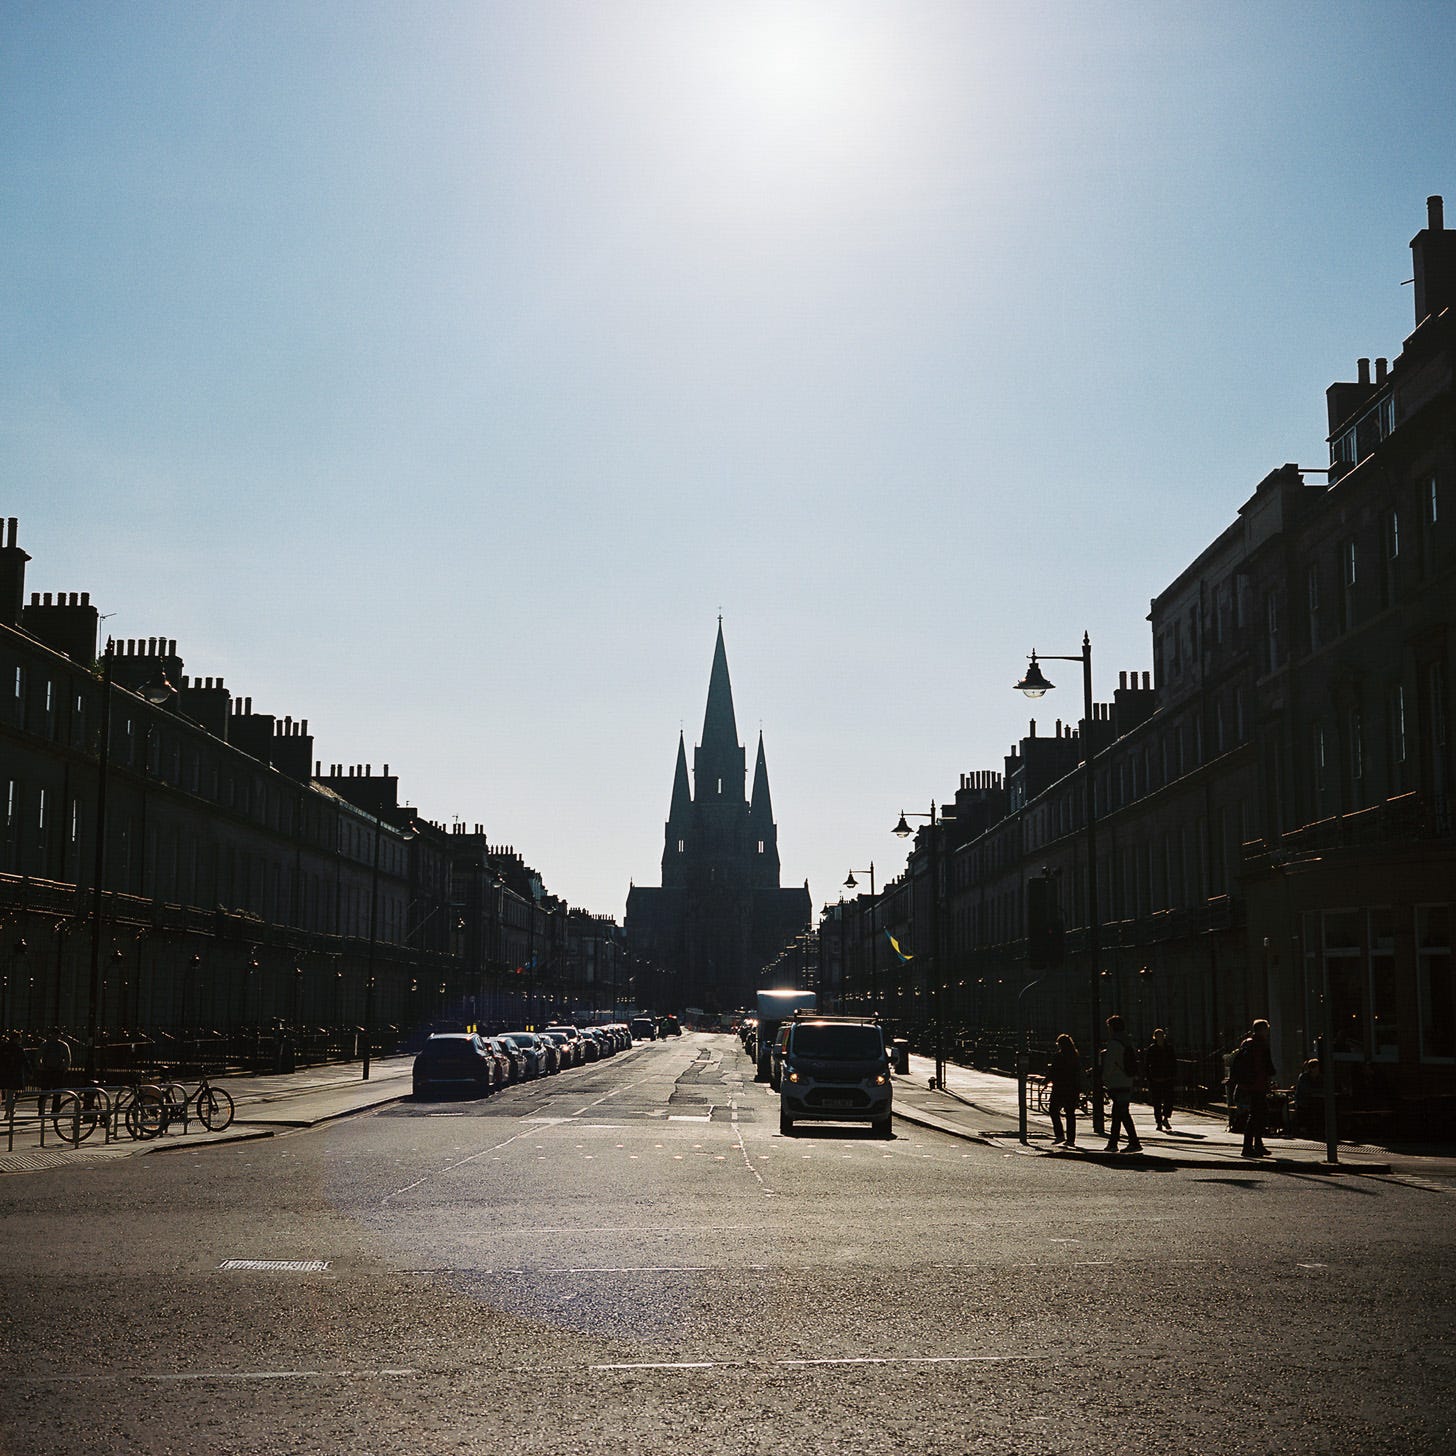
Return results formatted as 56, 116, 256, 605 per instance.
874, 1074, 888, 1085
787, 1070, 800, 1083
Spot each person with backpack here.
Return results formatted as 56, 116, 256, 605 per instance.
1101, 1014, 1142, 1153
1229, 1018, 1277, 1157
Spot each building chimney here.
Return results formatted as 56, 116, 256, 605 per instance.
0, 519, 31, 626
1412, 193, 1456, 325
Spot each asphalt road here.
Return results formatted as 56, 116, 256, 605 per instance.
2, 1032, 1454, 1455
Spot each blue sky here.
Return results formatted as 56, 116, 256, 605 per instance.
4, 1, 1453, 919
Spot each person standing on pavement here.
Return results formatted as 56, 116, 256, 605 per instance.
1047, 1032, 1081, 1147
1231, 1018, 1277, 1157
1143, 1027, 1177, 1132
1101, 1014, 1142, 1153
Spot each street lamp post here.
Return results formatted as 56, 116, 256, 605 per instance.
1016, 632, 1105, 1135
85, 640, 116, 1077
843, 864, 877, 1017
893, 805, 955, 1092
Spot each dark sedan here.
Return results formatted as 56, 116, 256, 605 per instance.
412, 1033, 498, 1099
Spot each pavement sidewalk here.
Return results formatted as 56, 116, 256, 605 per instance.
0, 1057, 414, 1174
891, 1053, 1398, 1174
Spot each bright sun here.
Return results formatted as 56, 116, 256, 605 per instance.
720, 7, 879, 132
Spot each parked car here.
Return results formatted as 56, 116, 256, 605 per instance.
538, 1033, 563, 1074
769, 1022, 792, 1090
544, 1024, 585, 1063
487, 1035, 525, 1084
500, 1032, 549, 1078
412, 1033, 498, 1099
540, 1030, 576, 1069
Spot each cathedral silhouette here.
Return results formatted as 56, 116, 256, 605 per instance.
625, 623, 811, 1015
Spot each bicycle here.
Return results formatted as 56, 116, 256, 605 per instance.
1031, 1070, 1093, 1118
50, 1084, 112, 1145
115, 1074, 235, 1140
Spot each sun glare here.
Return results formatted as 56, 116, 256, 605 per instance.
721, 7, 881, 133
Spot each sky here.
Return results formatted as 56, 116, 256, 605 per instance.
3, 0, 1454, 921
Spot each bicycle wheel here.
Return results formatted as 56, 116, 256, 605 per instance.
196, 1085, 235, 1131
52, 1092, 100, 1145
126, 1091, 166, 1140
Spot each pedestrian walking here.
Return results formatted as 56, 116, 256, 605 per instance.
1144, 1027, 1177, 1131
1101, 1014, 1142, 1153
37, 1029, 72, 1116
1229, 1018, 1277, 1157
1047, 1033, 1081, 1147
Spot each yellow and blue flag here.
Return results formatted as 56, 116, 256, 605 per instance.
885, 930, 914, 962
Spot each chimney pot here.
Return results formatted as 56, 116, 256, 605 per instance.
1430, 195, 1445, 231
1358, 358, 1370, 385
1376, 357, 1388, 383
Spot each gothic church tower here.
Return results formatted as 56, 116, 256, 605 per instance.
626, 623, 810, 1013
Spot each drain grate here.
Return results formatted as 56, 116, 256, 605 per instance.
219, 1259, 331, 1272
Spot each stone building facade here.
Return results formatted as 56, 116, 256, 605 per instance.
836, 197, 1454, 1133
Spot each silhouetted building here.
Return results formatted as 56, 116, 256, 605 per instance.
626, 624, 811, 1014
833, 196, 1454, 1135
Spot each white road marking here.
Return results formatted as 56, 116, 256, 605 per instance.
381, 1123, 541, 1205
733, 1117, 770, 1193
589, 1355, 1038, 1373
6, 1369, 419, 1384
493, 1265, 712, 1275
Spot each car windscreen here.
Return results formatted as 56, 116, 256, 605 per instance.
790, 1024, 884, 1060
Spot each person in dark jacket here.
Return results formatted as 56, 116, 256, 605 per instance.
1143, 1027, 1177, 1132
1101, 1014, 1142, 1153
1231, 1018, 1277, 1157
1047, 1033, 1081, 1147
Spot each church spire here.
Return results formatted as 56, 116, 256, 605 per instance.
701, 617, 739, 755
695, 618, 746, 804
750, 730, 773, 820
668, 730, 691, 822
